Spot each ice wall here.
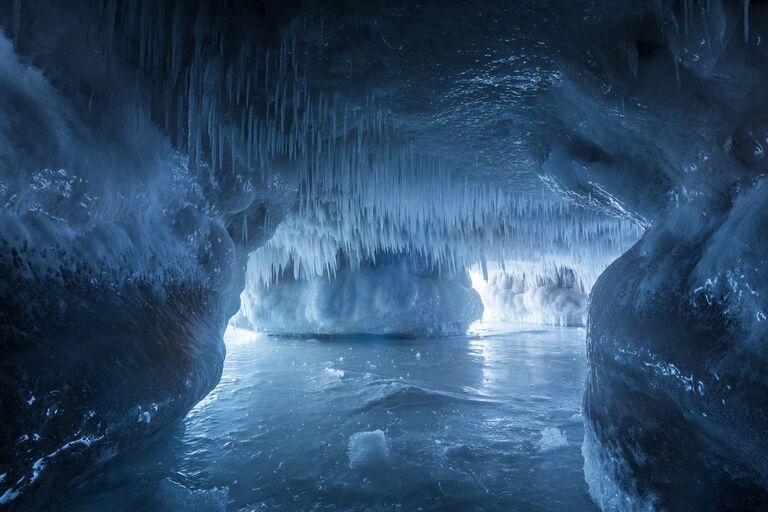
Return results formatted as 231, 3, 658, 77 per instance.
237, 252, 482, 337
472, 266, 587, 327
585, 183, 768, 510
568, 2, 768, 510
0, 5, 296, 507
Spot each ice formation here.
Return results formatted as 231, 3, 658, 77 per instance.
585, 184, 768, 510
471, 266, 588, 326
235, 251, 483, 337
348, 430, 391, 469
1, 0, 767, 510
538, 427, 569, 452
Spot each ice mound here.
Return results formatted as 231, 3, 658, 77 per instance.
348, 430, 390, 469
238, 252, 483, 337
473, 266, 587, 327
537, 427, 568, 452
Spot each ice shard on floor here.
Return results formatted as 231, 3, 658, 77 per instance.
1, 1, 767, 511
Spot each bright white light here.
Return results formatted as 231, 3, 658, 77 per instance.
223, 325, 262, 346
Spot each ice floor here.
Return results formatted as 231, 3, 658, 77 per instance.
58, 323, 596, 511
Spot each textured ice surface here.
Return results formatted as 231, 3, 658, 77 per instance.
538, 427, 569, 452
155, 480, 228, 512
585, 183, 768, 510
58, 326, 597, 512
236, 252, 483, 337
472, 266, 587, 327
581, 421, 658, 512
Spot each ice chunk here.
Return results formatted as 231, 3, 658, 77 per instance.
537, 427, 568, 452
348, 430, 390, 469
323, 367, 344, 379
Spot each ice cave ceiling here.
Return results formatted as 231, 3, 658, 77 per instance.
1, 0, 768, 510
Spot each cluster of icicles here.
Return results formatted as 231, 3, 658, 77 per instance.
247, 176, 643, 293
47, 0, 644, 291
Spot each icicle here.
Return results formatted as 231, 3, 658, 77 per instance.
626, 41, 639, 78
12, 0, 21, 47
243, 212, 248, 245
171, 0, 184, 80
744, 0, 751, 43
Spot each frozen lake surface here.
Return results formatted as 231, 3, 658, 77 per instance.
60, 323, 596, 511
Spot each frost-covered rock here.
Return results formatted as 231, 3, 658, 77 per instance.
238, 252, 483, 337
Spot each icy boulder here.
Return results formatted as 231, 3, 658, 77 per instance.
238, 252, 483, 337
475, 267, 587, 327
584, 181, 768, 511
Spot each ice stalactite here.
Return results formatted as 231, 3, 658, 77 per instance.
242, 145, 641, 300
237, 175, 639, 333
744, 0, 751, 42
237, 146, 639, 331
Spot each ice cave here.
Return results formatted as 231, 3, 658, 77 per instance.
1, 1, 766, 511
